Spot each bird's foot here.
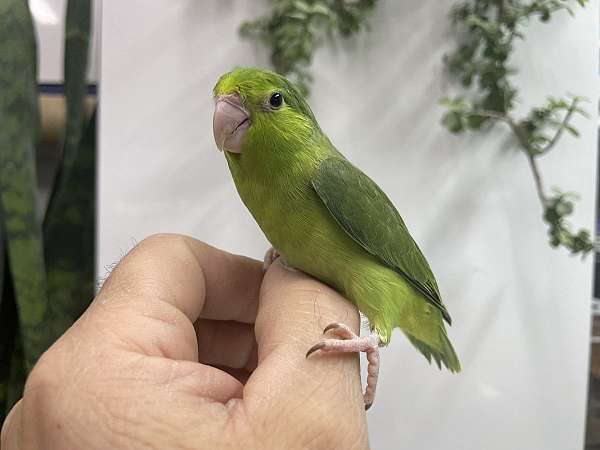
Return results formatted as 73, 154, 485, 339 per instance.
263, 247, 296, 272
306, 323, 382, 410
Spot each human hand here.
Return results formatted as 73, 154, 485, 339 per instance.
1, 234, 369, 449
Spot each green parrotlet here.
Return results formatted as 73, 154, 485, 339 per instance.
212, 67, 460, 409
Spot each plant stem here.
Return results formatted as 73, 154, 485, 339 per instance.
470, 109, 548, 204
468, 109, 527, 146
443, 0, 591, 256
526, 153, 548, 205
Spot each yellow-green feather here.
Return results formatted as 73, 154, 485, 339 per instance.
216, 67, 460, 372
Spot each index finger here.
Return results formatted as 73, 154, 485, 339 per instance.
91, 234, 263, 362
98, 233, 263, 323
243, 261, 366, 428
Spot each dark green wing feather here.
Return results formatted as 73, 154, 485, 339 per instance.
311, 157, 451, 325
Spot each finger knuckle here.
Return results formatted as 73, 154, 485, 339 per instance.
139, 233, 193, 253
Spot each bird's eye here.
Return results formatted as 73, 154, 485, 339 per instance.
269, 92, 283, 108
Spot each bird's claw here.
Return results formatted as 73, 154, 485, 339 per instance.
306, 323, 382, 410
323, 322, 341, 334
306, 342, 326, 358
323, 322, 357, 339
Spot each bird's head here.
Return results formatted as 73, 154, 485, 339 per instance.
212, 67, 319, 154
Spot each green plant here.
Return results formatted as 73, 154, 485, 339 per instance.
240, 0, 379, 95
0, 0, 95, 421
441, 0, 592, 256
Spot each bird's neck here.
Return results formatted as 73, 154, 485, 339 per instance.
227, 127, 332, 188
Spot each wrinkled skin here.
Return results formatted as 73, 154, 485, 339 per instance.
0, 235, 369, 450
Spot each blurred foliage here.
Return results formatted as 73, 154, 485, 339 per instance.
240, 0, 379, 95
0, 0, 50, 379
0, 0, 95, 420
441, 0, 592, 256
44, 0, 95, 338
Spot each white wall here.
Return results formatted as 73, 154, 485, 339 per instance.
98, 2, 598, 449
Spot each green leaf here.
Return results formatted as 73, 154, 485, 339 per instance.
240, 0, 379, 95
44, 112, 96, 336
0, 0, 51, 371
441, 0, 590, 256
285, 11, 308, 21
555, 200, 574, 216
293, 1, 312, 14
540, 10, 551, 21
466, 113, 488, 129
441, 111, 464, 133
310, 4, 332, 18
564, 124, 580, 137
573, 106, 590, 119
43, 0, 94, 337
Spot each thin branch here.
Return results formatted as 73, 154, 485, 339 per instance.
468, 109, 528, 147
468, 109, 509, 121
469, 109, 548, 205
442, 0, 591, 255
526, 153, 548, 205
497, 0, 505, 22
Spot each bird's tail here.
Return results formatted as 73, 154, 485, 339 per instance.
406, 329, 461, 373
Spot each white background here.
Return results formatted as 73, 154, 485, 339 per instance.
98, 1, 598, 449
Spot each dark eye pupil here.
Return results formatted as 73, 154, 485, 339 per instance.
269, 92, 283, 108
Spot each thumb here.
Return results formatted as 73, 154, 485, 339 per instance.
245, 259, 365, 421
1, 399, 22, 450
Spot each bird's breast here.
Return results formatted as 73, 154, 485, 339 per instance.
241, 177, 369, 294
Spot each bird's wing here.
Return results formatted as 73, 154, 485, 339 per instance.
311, 157, 451, 324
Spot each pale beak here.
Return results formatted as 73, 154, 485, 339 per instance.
213, 93, 250, 153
